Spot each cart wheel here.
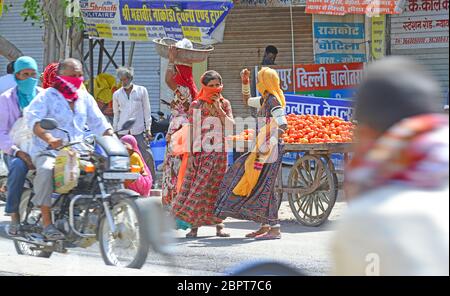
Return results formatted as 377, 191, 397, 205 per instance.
287, 155, 337, 227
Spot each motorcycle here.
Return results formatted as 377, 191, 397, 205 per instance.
150, 114, 170, 137
13, 118, 154, 269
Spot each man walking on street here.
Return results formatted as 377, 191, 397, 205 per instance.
113, 67, 156, 181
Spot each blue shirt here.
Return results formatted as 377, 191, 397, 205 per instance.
25, 87, 112, 158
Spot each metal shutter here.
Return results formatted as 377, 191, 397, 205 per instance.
208, 7, 314, 118
0, 0, 45, 71
390, 3, 449, 98
84, 40, 161, 113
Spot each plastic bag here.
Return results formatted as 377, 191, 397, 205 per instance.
0, 151, 8, 176
9, 117, 33, 156
54, 148, 80, 194
175, 38, 193, 50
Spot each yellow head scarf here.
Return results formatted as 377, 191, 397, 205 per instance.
256, 67, 286, 108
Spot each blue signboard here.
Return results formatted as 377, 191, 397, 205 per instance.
119, 0, 233, 34
285, 94, 354, 121
80, 0, 233, 44
313, 20, 367, 64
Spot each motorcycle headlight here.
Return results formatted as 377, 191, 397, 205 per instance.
108, 156, 129, 171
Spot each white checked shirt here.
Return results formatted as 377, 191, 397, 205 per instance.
113, 84, 152, 136
25, 88, 112, 159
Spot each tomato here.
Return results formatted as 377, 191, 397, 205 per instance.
283, 114, 354, 143
299, 138, 309, 144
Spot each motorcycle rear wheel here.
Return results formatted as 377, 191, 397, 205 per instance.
99, 194, 149, 269
13, 189, 52, 258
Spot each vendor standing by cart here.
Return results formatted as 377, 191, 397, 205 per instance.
215, 67, 288, 240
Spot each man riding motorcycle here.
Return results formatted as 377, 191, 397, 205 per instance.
25, 58, 114, 240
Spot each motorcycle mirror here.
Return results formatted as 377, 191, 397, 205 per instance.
121, 118, 136, 131
40, 118, 59, 130
84, 134, 95, 146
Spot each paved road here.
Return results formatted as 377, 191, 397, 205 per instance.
0, 199, 346, 276
0, 166, 347, 276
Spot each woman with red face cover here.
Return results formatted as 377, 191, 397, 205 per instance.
170, 70, 235, 238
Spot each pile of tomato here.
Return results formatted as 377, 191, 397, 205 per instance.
228, 129, 255, 141
282, 114, 355, 144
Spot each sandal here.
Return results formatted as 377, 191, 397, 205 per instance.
7, 222, 21, 237
254, 232, 281, 240
245, 227, 270, 238
42, 224, 65, 241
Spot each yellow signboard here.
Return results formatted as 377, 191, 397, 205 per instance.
0, 0, 4, 18
127, 26, 149, 41
96, 24, 113, 39
181, 26, 202, 43
372, 16, 386, 60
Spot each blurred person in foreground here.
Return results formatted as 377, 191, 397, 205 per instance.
332, 57, 449, 276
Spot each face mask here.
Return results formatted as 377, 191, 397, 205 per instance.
59, 75, 84, 90
16, 77, 39, 95
123, 82, 133, 90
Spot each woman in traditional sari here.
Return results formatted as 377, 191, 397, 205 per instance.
215, 67, 288, 240
171, 70, 234, 238
121, 135, 153, 197
161, 45, 198, 207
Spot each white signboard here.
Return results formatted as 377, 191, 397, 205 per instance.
391, 0, 449, 50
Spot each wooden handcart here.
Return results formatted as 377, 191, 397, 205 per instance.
229, 140, 354, 227
277, 143, 353, 226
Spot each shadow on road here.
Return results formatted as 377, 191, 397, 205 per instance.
178, 237, 268, 248
0, 221, 12, 240
222, 220, 336, 234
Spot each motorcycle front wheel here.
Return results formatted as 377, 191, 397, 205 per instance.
99, 193, 149, 269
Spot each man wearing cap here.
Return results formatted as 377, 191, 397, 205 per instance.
0, 56, 42, 236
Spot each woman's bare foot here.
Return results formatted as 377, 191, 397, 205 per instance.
255, 226, 281, 240
216, 224, 230, 237
186, 227, 198, 238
